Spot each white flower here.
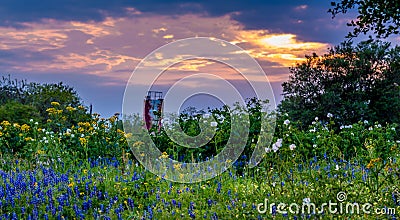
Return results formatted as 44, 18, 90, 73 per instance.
391, 127, 395, 131
275, 139, 282, 148
210, 121, 218, 127
309, 128, 316, 132
313, 144, 317, 148
30, 119, 33, 122
363, 120, 369, 124
289, 144, 296, 151
335, 164, 339, 171
81, 134, 85, 137
265, 147, 271, 153
284, 119, 290, 125
369, 127, 373, 131
327, 113, 333, 118
303, 198, 311, 204
71, 134, 75, 138
35, 122, 39, 125
203, 114, 210, 119
66, 129, 71, 133
272, 144, 279, 152
315, 117, 319, 121
340, 125, 344, 130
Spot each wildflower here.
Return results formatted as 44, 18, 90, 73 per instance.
1, 121, 11, 126
315, 117, 318, 121
51, 101, 60, 106
265, 147, 271, 153
284, 119, 290, 125
335, 165, 339, 171
303, 198, 311, 204
327, 113, 333, 118
79, 137, 88, 145
173, 164, 181, 170
363, 120, 369, 124
159, 152, 169, 159
272, 144, 279, 152
289, 144, 296, 151
21, 124, 30, 132
210, 121, 218, 127
66, 106, 76, 111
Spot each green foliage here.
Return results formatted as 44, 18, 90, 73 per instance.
329, 0, 400, 38
279, 40, 400, 128
0, 101, 41, 124
0, 75, 91, 126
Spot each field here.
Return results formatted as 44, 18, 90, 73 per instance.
0, 103, 399, 219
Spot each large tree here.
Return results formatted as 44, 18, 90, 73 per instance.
329, 0, 400, 38
279, 41, 400, 127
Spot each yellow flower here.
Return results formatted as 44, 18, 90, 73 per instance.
83, 169, 88, 174
1, 121, 11, 127
79, 137, 88, 145
24, 137, 33, 141
68, 182, 75, 188
133, 141, 144, 148
46, 107, 57, 115
173, 163, 182, 170
0, 131, 3, 137
13, 123, 20, 128
159, 152, 169, 159
51, 101, 60, 106
66, 106, 76, 111
21, 124, 30, 132
124, 133, 132, 138
78, 105, 85, 110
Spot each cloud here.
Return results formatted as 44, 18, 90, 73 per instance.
0, 13, 331, 86
294, 5, 308, 11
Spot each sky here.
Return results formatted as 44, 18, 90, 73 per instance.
1, 0, 398, 117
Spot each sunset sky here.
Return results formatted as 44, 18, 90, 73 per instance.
1, 1, 398, 117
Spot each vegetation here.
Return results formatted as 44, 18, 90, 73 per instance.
279, 40, 400, 128
330, 0, 400, 38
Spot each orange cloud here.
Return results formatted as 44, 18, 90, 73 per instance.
0, 11, 331, 86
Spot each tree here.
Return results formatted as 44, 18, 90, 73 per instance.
0, 75, 90, 125
329, 0, 400, 38
279, 41, 400, 127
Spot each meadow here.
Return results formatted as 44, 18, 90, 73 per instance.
0, 102, 399, 219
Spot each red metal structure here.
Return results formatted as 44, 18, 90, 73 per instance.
143, 91, 163, 130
